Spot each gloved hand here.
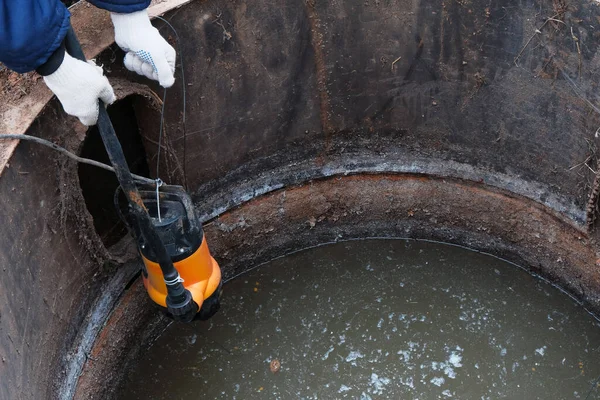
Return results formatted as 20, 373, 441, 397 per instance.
43, 53, 116, 126
111, 10, 176, 88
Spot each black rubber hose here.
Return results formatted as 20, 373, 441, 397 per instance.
64, 26, 197, 320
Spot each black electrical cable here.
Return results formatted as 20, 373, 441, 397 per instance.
154, 15, 188, 190
0, 133, 154, 184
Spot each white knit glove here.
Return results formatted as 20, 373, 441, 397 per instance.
43, 53, 116, 126
111, 10, 176, 88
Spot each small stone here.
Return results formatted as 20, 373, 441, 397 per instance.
270, 359, 281, 373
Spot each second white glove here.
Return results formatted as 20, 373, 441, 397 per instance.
43, 53, 116, 126
111, 10, 176, 88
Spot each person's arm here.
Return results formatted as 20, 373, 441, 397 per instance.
0, 0, 173, 125
0, 0, 69, 74
0, 0, 115, 126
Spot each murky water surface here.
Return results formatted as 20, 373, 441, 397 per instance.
120, 240, 600, 399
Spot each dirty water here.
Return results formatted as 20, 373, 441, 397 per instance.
119, 239, 600, 399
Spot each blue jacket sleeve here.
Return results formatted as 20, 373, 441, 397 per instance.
0, 0, 71, 73
0, 0, 150, 74
87, 0, 151, 14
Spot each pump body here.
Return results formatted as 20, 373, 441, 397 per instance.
118, 184, 222, 320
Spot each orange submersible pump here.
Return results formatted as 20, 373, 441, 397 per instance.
66, 26, 222, 322
115, 183, 222, 321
